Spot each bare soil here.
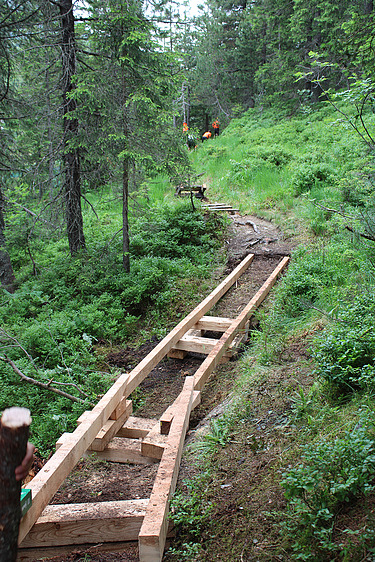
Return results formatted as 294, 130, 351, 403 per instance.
23, 213, 301, 562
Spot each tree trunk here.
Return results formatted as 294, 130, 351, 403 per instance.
0, 408, 31, 561
59, 0, 86, 255
122, 156, 130, 273
0, 186, 16, 294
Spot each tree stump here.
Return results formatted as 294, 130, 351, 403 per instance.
0, 407, 31, 561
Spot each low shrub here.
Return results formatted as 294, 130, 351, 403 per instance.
281, 416, 375, 560
313, 292, 375, 393
291, 163, 336, 196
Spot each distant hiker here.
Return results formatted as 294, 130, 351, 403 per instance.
201, 131, 212, 142
183, 122, 189, 133
187, 135, 197, 150
212, 119, 220, 136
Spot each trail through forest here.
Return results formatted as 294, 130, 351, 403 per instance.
26, 212, 295, 562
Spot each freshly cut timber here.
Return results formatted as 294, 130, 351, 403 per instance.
17, 254, 290, 561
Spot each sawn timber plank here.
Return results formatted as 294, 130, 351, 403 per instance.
194, 256, 290, 391
19, 254, 253, 545
19, 499, 149, 548
138, 376, 194, 562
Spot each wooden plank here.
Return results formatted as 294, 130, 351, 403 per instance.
19, 255, 253, 545
138, 377, 194, 562
17, 541, 140, 561
89, 400, 133, 452
18, 374, 129, 544
140, 433, 168, 461
172, 333, 235, 356
89, 437, 157, 465
194, 257, 290, 391
142, 389, 200, 450
194, 315, 234, 332
123, 253, 254, 398
116, 416, 156, 439
19, 500, 149, 548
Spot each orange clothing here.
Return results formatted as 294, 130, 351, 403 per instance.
212, 120, 219, 129
183, 122, 188, 132
203, 131, 211, 138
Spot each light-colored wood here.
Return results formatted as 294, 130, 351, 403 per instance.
19, 500, 149, 548
89, 400, 133, 452
17, 541, 140, 561
110, 396, 132, 420
193, 315, 234, 332
172, 333, 236, 356
141, 390, 200, 455
140, 433, 168, 461
19, 255, 253, 546
166, 349, 187, 360
123, 253, 254, 398
138, 377, 194, 562
18, 374, 129, 544
194, 257, 290, 391
19, 255, 253, 544
116, 416, 156, 439
89, 437, 157, 465
160, 413, 174, 436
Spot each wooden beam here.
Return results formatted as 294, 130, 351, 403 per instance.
193, 315, 234, 332
89, 400, 133, 452
172, 333, 236, 356
116, 416, 157, 439
138, 377, 194, 562
18, 374, 129, 544
90, 437, 157, 465
123, 253, 254, 398
194, 257, 290, 391
19, 254, 253, 544
19, 500, 149, 548
142, 390, 200, 453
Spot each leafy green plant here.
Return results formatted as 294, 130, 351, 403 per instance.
291, 162, 336, 196
281, 417, 375, 559
313, 293, 375, 394
168, 472, 213, 560
192, 417, 231, 455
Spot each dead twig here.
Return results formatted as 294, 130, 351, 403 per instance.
0, 355, 93, 406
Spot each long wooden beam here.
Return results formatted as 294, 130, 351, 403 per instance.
194, 257, 290, 391
19, 254, 253, 544
138, 377, 194, 562
123, 253, 254, 397
18, 374, 128, 543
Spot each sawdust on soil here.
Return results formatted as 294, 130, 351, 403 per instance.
24, 213, 302, 562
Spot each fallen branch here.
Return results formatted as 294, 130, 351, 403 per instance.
310, 201, 375, 242
0, 355, 93, 406
345, 225, 375, 242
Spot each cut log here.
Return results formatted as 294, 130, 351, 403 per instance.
0, 407, 31, 562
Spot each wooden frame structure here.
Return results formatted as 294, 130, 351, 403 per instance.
17, 254, 289, 562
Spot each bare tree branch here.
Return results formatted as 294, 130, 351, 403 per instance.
0, 355, 92, 405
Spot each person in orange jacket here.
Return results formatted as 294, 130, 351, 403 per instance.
212, 119, 220, 136
201, 131, 212, 142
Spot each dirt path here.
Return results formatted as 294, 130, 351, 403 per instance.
26, 213, 294, 562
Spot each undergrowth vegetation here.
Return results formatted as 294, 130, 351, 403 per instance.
167, 102, 375, 561
0, 200, 227, 454
3, 98, 375, 559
